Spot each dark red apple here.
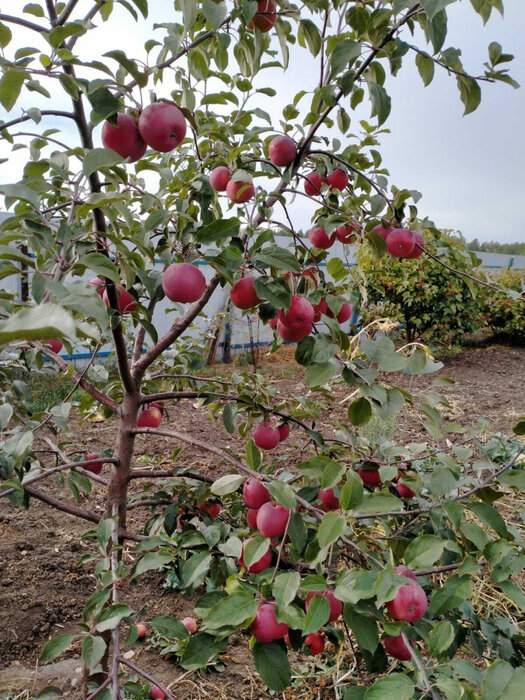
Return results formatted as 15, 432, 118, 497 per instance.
162, 262, 206, 303
278, 295, 315, 331
256, 502, 291, 538
395, 565, 417, 582
135, 623, 147, 639
246, 0, 277, 32
372, 224, 394, 241
335, 218, 360, 244
102, 284, 137, 314
240, 538, 272, 573
137, 407, 162, 428
269, 134, 297, 166
251, 601, 289, 643
210, 166, 231, 191
243, 477, 271, 509
384, 634, 413, 661
43, 339, 63, 354
357, 468, 382, 487
386, 580, 428, 622
101, 113, 146, 162
226, 178, 254, 203
305, 632, 325, 655
276, 320, 311, 342
198, 501, 221, 519
149, 686, 166, 700
84, 452, 104, 475
326, 169, 348, 191
182, 616, 197, 634
304, 171, 323, 196
336, 302, 352, 324
386, 229, 416, 258
313, 298, 328, 322
246, 508, 259, 529
88, 277, 105, 297
253, 422, 280, 450
230, 277, 261, 309
309, 226, 336, 250
405, 231, 425, 259
306, 590, 342, 622
138, 102, 186, 152
396, 480, 416, 498
277, 423, 290, 442
318, 488, 340, 511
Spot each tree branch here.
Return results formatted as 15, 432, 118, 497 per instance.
118, 657, 175, 700
56, 0, 81, 25
0, 14, 48, 33
0, 110, 76, 132
401, 631, 439, 699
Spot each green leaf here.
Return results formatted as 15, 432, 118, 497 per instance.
498, 580, 525, 611
0, 70, 27, 112
404, 535, 446, 569
242, 536, 270, 569
288, 511, 308, 554
303, 594, 330, 634
202, 0, 228, 28
39, 634, 74, 664
467, 502, 510, 538
368, 82, 391, 125
77, 253, 121, 284
48, 22, 86, 47
204, 593, 257, 630
134, 551, 173, 576
273, 572, 301, 608
0, 182, 41, 209
211, 474, 243, 496
256, 247, 302, 273
457, 75, 482, 115
364, 673, 414, 700
344, 609, 378, 653
104, 50, 148, 87
0, 403, 13, 430
253, 642, 291, 692
0, 22, 13, 48
267, 480, 296, 509
335, 569, 378, 604
196, 217, 240, 244
253, 277, 291, 309
306, 361, 338, 388
88, 85, 121, 125
82, 635, 106, 670
222, 402, 236, 434
355, 492, 404, 516
415, 52, 435, 86
428, 620, 454, 656
180, 632, 228, 671
298, 19, 322, 57
83, 148, 124, 178
0, 304, 76, 346
331, 39, 362, 76
340, 471, 364, 511
481, 660, 525, 700
420, 0, 455, 20
150, 616, 189, 639
245, 439, 261, 470
513, 418, 525, 435
348, 397, 372, 426
181, 552, 212, 591
318, 512, 346, 549
427, 575, 473, 618
95, 604, 133, 632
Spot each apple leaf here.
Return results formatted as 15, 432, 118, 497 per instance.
303, 595, 330, 634
253, 642, 291, 692
364, 673, 415, 700
151, 616, 189, 639
428, 620, 454, 656
180, 633, 228, 671
39, 634, 74, 664
0, 304, 76, 346
203, 593, 257, 630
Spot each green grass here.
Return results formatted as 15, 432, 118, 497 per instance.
27, 372, 81, 412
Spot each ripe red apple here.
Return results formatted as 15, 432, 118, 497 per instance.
197, 501, 221, 519
162, 262, 206, 303
305, 632, 325, 655
101, 113, 147, 162
84, 452, 104, 475
243, 477, 271, 509
246, 508, 259, 529
102, 284, 137, 314
137, 407, 162, 428
251, 601, 289, 643
253, 422, 280, 450
335, 219, 360, 244
386, 580, 428, 622
135, 623, 147, 639
43, 339, 63, 354
357, 468, 382, 487
181, 616, 197, 634
304, 171, 323, 196
395, 565, 417, 582
386, 228, 416, 258
336, 302, 352, 324
226, 178, 254, 203
209, 166, 231, 191
257, 502, 291, 538
318, 488, 340, 511
405, 231, 425, 259
372, 224, 394, 241
240, 538, 272, 573
276, 319, 311, 342
326, 169, 348, 191
138, 102, 186, 152
278, 295, 315, 331
396, 480, 416, 498
89, 276, 105, 297
277, 423, 290, 442
268, 134, 297, 166
384, 634, 413, 661
309, 226, 336, 250
246, 0, 277, 32
313, 298, 328, 322
306, 590, 342, 622
149, 686, 166, 700
230, 276, 261, 309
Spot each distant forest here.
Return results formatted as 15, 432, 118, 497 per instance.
467, 239, 525, 255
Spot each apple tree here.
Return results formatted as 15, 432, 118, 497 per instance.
0, 1, 524, 698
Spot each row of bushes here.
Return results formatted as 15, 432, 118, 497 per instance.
357, 232, 525, 347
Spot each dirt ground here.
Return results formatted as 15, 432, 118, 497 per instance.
0, 345, 524, 699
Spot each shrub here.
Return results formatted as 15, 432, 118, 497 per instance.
483, 269, 525, 344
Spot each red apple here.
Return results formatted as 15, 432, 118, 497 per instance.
102, 284, 137, 314
137, 407, 162, 428
43, 339, 63, 354
198, 501, 221, 519
277, 423, 290, 442
357, 468, 382, 487
336, 302, 352, 324
372, 224, 394, 241
243, 477, 271, 509
101, 113, 146, 162
226, 178, 254, 203
257, 502, 291, 538
253, 422, 280, 450
386, 229, 416, 258
309, 226, 336, 250
149, 686, 166, 700
278, 295, 315, 331
305, 632, 325, 655
246, 0, 277, 33
386, 580, 428, 622
306, 590, 342, 622
335, 218, 360, 244
135, 623, 147, 639
210, 166, 231, 191
395, 565, 417, 582
304, 171, 323, 196
268, 134, 297, 166
84, 452, 104, 475
240, 538, 272, 573
383, 634, 413, 661
396, 480, 416, 498
318, 488, 340, 511
246, 508, 259, 529
138, 102, 186, 152
89, 276, 105, 297
405, 231, 425, 259
326, 169, 348, 191
162, 262, 206, 303
269, 315, 278, 329
181, 616, 197, 634
277, 319, 311, 342
230, 276, 261, 309
313, 298, 328, 322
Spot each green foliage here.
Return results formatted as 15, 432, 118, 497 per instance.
483, 269, 525, 343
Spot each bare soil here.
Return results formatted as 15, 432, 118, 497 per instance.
0, 346, 524, 699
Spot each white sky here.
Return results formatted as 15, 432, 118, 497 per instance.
1, 0, 524, 244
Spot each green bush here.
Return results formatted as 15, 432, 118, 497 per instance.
483, 268, 525, 344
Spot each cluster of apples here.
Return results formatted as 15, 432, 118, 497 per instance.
373, 224, 425, 259
382, 565, 428, 660
252, 420, 290, 450
309, 217, 360, 249
304, 168, 349, 196
102, 101, 187, 162
357, 461, 416, 499
89, 276, 137, 314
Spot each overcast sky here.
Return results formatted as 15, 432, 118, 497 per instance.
1, 0, 524, 244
